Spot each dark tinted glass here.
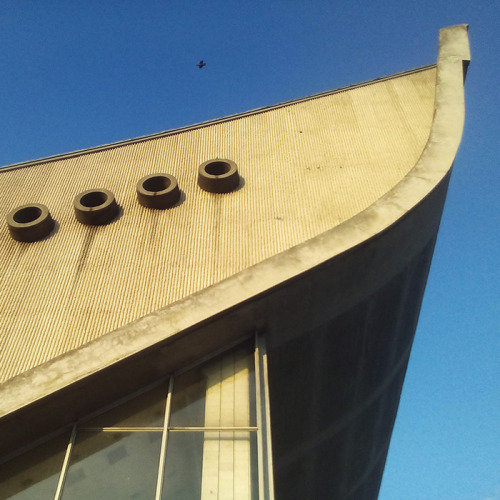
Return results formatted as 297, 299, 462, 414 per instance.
61, 431, 162, 500
0, 431, 70, 500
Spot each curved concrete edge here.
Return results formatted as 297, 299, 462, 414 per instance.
0, 26, 469, 423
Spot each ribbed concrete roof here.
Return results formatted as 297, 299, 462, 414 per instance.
0, 66, 436, 382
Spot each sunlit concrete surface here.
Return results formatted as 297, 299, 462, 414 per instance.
0, 24, 469, 500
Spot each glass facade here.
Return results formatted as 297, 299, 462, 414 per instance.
0, 340, 272, 500
0, 432, 70, 500
62, 432, 162, 500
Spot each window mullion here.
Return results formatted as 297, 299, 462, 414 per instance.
53, 424, 77, 500
257, 333, 275, 500
155, 376, 174, 500
254, 336, 266, 500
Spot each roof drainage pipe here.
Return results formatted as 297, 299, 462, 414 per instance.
198, 159, 240, 193
6, 204, 55, 242
73, 189, 119, 225
136, 174, 181, 209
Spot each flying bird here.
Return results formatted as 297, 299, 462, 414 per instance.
196, 60, 206, 69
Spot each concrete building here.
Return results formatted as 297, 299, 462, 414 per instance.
0, 25, 469, 499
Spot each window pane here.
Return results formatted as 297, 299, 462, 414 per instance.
61, 431, 162, 500
162, 431, 258, 500
82, 382, 168, 428
170, 345, 256, 427
0, 432, 69, 500
169, 367, 207, 427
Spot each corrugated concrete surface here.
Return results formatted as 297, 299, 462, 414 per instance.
0, 67, 436, 382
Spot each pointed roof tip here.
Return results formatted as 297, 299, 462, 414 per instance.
439, 24, 471, 74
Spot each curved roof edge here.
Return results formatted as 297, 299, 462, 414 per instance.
0, 25, 470, 421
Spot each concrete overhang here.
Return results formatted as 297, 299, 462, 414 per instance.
0, 24, 469, 480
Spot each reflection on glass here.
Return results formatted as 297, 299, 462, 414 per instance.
169, 368, 206, 427
82, 381, 168, 428
1, 343, 262, 500
170, 345, 256, 428
162, 432, 258, 500
161, 432, 203, 500
0, 432, 69, 500
61, 432, 162, 500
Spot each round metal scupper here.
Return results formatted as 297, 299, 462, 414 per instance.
73, 189, 119, 225
6, 204, 55, 242
136, 174, 180, 209
198, 159, 240, 193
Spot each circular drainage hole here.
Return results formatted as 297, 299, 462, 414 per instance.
80, 191, 109, 208
143, 176, 171, 192
204, 161, 231, 176
13, 206, 42, 224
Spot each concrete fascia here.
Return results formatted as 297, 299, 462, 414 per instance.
0, 25, 470, 454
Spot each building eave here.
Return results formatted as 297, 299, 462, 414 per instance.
0, 24, 469, 474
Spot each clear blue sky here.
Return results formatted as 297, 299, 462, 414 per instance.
1, 2, 498, 499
